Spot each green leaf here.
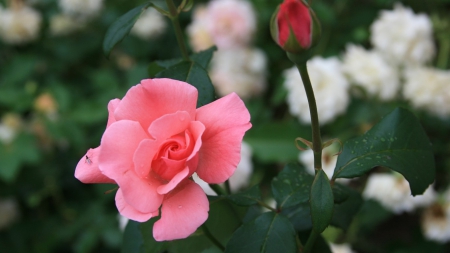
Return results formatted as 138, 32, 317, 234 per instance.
103, 3, 152, 58
147, 62, 166, 78
225, 212, 297, 253
332, 183, 350, 204
226, 185, 261, 206
245, 121, 311, 162
122, 221, 144, 253
271, 163, 314, 209
333, 107, 435, 196
281, 203, 312, 231
310, 169, 334, 233
156, 61, 215, 107
330, 184, 363, 230
190, 46, 217, 69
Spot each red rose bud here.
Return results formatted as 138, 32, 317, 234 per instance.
271, 0, 321, 54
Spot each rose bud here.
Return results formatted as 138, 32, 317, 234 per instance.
270, 0, 321, 54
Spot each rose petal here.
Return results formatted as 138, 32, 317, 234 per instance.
149, 111, 191, 140
115, 188, 157, 222
107, 99, 121, 127
186, 121, 205, 161
153, 180, 209, 241
153, 157, 187, 180
99, 120, 163, 213
133, 139, 159, 178
114, 79, 197, 130
195, 93, 251, 183
75, 147, 115, 184
157, 167, 190, 195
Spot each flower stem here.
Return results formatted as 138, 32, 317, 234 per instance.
289, 56, 322, 173
303, 229, 319, 253
287, 53, 323, 251
202, 224, 225, 251
224, 180, 231, 195
165, 0, 190, 61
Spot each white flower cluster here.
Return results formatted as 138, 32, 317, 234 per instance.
403, 67, 450, 118
193, 142, 253, 195
421, 189, 450, 243
363, 172, 436, 214
131, 8, 166, 40
370, 3, 435, 66
284, 57, 349, 125
0, 4, 42, 44
330, 243, 355, 253
59, 0, 103, 18
342, 44, 400, 101
186, 0, 266, 99
187, 0, 256, 51
210, 48, 267, 99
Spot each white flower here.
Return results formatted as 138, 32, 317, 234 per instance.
421, 204, 450, 243
193, 142, 253, 194
118, 215, 129, 232
403, 66, 450, 118
49, 14, 84, 36
370, 4, 435, 66
363, 172, 436, 214
59, 0, 103, 18
342, 44, 400, 101
0, 198, 19, 231
283, 57, 350, 125
131, 8, 166, 40
330, 243, 355, 253
0, 124, 16, 144
210, 47, 267, 99
187, 0, 256, 51
186, 6, 214, 52
0, 5, 42, 44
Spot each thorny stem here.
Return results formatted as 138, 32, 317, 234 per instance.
165, 0, 190, 61
202, 224, 225, 251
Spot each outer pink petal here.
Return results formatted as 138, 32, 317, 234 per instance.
195, 93, 251, 183
148, 111, 191, 140
133, 139, 159, 177
157, 167, 190, 195
98, 120, 163, 213
114, 79, 197, 130
153, 180, 209, 241
75, 147, 115, 184
115, 188, 156, 222
107, 99, 121, 127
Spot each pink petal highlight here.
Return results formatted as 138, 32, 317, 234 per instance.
133, 139, 159, 178
75, 147, 115, 184
153, 157, 187, 181
98, 120, 149, 179
157, 167, 190, 195
115, 188, 155, 222
114, 79, 197, 130
195, 93, 251, 183
107, 99, 121, 127
153, 180, 209, 241
149, 111, 191, 140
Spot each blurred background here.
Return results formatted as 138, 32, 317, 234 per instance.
1, 0, 450, 252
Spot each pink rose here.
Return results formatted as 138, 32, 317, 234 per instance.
74, 78, 251, 241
